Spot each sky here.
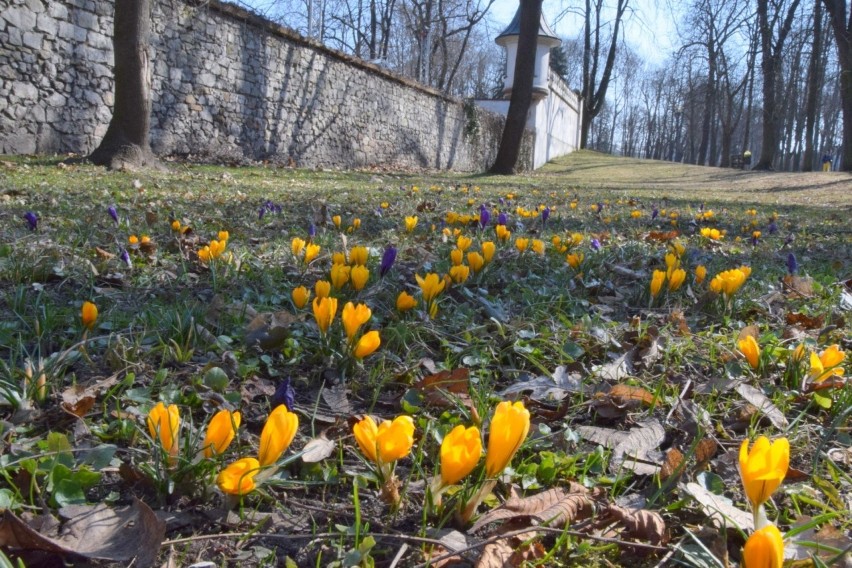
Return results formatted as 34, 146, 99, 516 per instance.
488, 0, 680, 66
239, 0, 681, 67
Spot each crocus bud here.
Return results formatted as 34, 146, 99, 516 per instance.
108, 206, 119, 224
786, 253, 797, 274
23, 212, 38, 231
272, 377, 295, 411
379, 246, 397, 277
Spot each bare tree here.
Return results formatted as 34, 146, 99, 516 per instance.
803, 0, 825, 171
821, 0, 852, 171
754, 0, 803, 170
579, 0, 629, 148
489, 0, 543, 174
89, 0, 158, 169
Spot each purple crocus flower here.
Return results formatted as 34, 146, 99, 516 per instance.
751, 234, 760, 246
271, 377, 295, 411
479, 205, 490, 228
380, 246, 397, 277
768, 221, 778, 235
541, 207, 550, 225
651, 207, 659, 220
787, 253, 797, 274
120, 249, 132, 268
499, 197, 505, 206
258, 207, 266, 220
591, 238, 602, 251
23, 211, 38, 231
497, 212, 507, 226
596, 202, 603, 213
108, 205, 119, 224
308, 223, 316, 238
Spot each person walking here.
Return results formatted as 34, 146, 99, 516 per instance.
822, 154, 832, 172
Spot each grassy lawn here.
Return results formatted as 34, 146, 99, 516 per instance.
0, 151, 850, 566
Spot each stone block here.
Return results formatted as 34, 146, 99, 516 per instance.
22, 31, 42, 50
6, 27, 22, 46
73, 10, 97, 31
1, 132, 36, 154
87, 30, 110, 50
12, 81, 38, 100
48, 3, 68, 19
6, 6, 38, 29
24, 0, 44, 13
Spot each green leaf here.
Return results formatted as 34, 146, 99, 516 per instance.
54, 478, 87, 507
812, 391, 832, 409
46, 432, 74, 469
562, 340, 585, 359
80, 444, 117, 470
70, 468, 101, 490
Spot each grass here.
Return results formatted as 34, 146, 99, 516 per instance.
0, 151, 850, 567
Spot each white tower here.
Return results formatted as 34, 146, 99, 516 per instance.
495, 5, 562, 101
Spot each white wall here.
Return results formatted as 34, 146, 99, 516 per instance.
531, 71, 582, 168
474, 70, 582, 170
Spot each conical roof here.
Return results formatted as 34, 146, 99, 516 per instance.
495, 3, 560, 42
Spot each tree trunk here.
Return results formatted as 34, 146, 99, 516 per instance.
803, 1, 823, 171
90, 0, 158, 169
754, 0, 802, 170
489, 0, 543, 174
822, 0, 852, 171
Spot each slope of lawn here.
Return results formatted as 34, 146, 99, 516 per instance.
0, 151, 849, 567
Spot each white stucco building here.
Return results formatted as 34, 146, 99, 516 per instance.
475, 6, 583, 169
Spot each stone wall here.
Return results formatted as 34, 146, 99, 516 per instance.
0, 0, 532, 171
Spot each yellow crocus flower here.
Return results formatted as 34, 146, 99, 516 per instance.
314, 280, 331, 299
456, 235, 472, 252
396, 291, 417, 312
485, 401, 530, 477
440, 425, 482, 486
467, 252, 485, 273
147, 402, 180, 460
292, 286, 310, 309
449, 264, 470, 284
515, 238, 529, 253
738, 335, 760, 370
416, 273, 445, 302
481, 242, 496, 263
450, 248, 464, 266
742, 524, 784, 568
531, 239, 545, 255
217, 457, 260, 495
202, 410, 241, 458
332, 252, 346, 266
291, 237, 306, 258
668, 268, 686, 291
404, 216, 418, 232
354, 415, 415, 464
695, 265, 707, 285
258, 405, 299, 467
342, 302, 372, 342
330, 263, 351, 289
312, 296, 338, 335
650, 270, 666, 298
332, 215, 342, 228
81, 301, 98, 330
354, 330, 381, 359
566, 252, 584, 269
303, 243, 321, 264
739, 436, 789, 509
350, 265, 369, 291
809, 345, 846, 383
349, 246, 368, 266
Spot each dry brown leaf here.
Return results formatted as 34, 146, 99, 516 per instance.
668, 310, 691, 336
605, 504, 668, 545
321, 383, 352, 415
660, 448, 684, 481
576, 425, 630, 449
60, 374, 120, 418
735, 383, 788, 430
782, 274, 814, 297
694, 438, 718, 469
737, 325, 760, 342
476, 539, 515, 568
785, 312, 825, 329
94, 247, 115, 260
0, 498, 164, 567
645, 230, 680, 242
416, 368, 471, 408
683, 482, 753, 531
301, 434, 336, 463
245, 310, 299, 351
607, 384, 655, 407
611, 420, 665, 476
469, 485, 594, 534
